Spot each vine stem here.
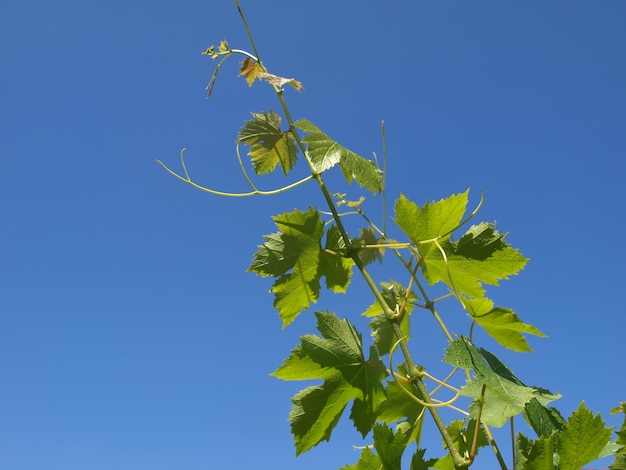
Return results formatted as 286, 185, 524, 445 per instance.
273, 63, 472, 470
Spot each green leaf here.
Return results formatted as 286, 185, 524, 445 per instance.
300, 311, 364, 372
516, 433, 555, 470
274, 312, 386, 451
453, 222, 507, 260
394, 191, 468, 257
433, 420, 488, 470
271, 343, 338, 381
369, 314, 410, 357
465, 297, 545, 352
411, 449, 438, 470
422, 238, 528, 299
249, 209, 356, 326
518, 403, 614, 470
362, 281, 418, 317
611, 452, 626, 470
395, 205, 529, 298
271, 272, 319, 327
341, 447, 382, 470
444, 337, 559, 427
301, 313, 387, 394
363, 281, 416, 356
319, 225, 354, 293
378, 380, 424, 425
349, 346, 387, 437
612, 402, 626, 446
296, 119, 383, 193
377, 380, 425, 445
557, 402, 613, 470
353, 227, 384, 266
238, 111, 298, 176
373, 424, 409, 470
264, 207, 323, 326
523, 399, 566, 438
289, 378, 362, 455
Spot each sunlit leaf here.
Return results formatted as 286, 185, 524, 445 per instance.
341, 447, 382, 470
465, 297, 545, 352
238, 111, 298, 176
239, 56, 264, 86
394, 191, 468, 257
557, 402, 613, 470
319, 225, 354, 293
274, 312, 386, 454
296, 119, 383, 193
218, 39, 230, 53
289, 378, 361, 455
373, 424, 409, 470
444, 336, 559, 427
433, 420, 488, 470
352, 227, 384, 266
422, 240, 528, 299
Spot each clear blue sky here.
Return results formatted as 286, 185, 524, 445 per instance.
2, 1, 625, 469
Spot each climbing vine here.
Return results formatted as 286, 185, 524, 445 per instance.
158, 3, 625, 469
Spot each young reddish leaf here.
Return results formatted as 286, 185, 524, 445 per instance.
261, 72, 304, 91
239, 57, 264, 86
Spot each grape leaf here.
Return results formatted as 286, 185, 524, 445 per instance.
612, 402, 626, 447
465, 297, 545, 352
377, 380, 425, 444
433, 420, 488, 470
377, 380, 423, 425
239, 57, 264, 86
289, 378, 362, 455
411, 449, 438, 470
393, 195, 529, 298
516, 433, 554, 470
394, 191, 468, 257
454, 222, 507, 259
273, 312, 386, 453
352, 227, 384, 266
363, 281, 416, 356
271, 343, 338, 381
369, 314, 410, 357
249, 208, 354, 326
611, 453, 626, 470
319, 225, 354, 293
295, 119, 383, 193
300, 313, 386, 395
517, 403, 613, 470
349, 348, 387, 436
444, 336, 559, 427
373, 424, 409, 470
421, 238, 528, 299
341, 447, 382, 470
362, 281, 418, 317
238, 111, 298, 176
556, 402, 613, 470
524, 398, 566, 438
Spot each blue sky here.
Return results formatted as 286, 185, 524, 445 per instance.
2, 1, 625, 469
